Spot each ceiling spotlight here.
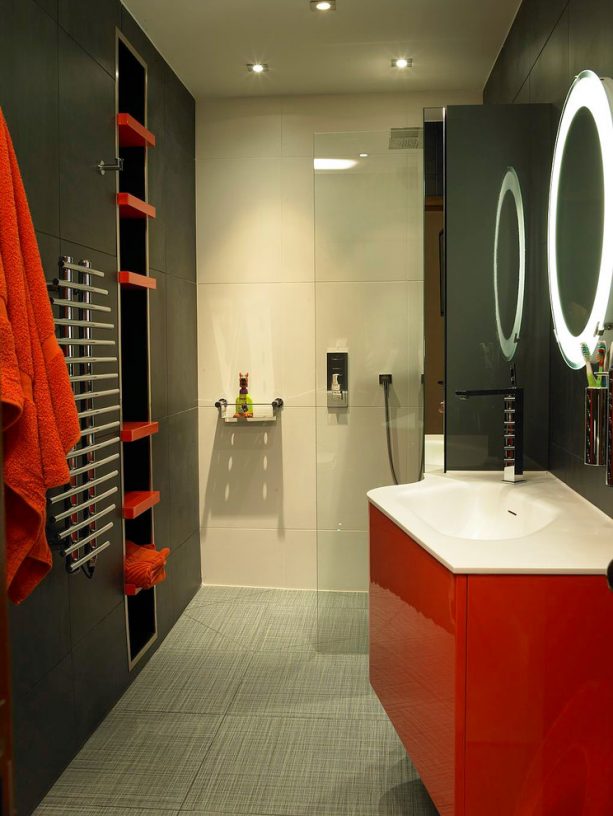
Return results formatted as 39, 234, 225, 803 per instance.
311, 0, 336, 11
247, 63, 268, 74
359, 153, 368, 158
392, 58, 413, 69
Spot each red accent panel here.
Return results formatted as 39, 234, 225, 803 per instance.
121, 421, 159, 442
118, 271, 157, 290
122, 490, 160, 519
465, 575, 613, 816
369, 505, 465, 816
117, 193, 156, 219
117, 113, 156, 148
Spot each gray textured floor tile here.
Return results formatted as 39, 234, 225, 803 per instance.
35, 807, 178, 815
160, 614, 231, 651
228, 648, 386, 720
182, 715, 427, 815
185, 601, 269, 650
316, 605, 368, 651
318, 590, 368, 610
186, 595, 368, 654
116, 627, 253, 715
43, 710, 222, 811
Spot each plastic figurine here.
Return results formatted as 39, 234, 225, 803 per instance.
234, 372, 254, 418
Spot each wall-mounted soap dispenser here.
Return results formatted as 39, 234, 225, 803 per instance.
327, 351, 348, 408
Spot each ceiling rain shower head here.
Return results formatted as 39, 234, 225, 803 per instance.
388, 127, 423, 150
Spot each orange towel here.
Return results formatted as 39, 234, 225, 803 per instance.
0, 108, 80, 604
125, 541, 170, 590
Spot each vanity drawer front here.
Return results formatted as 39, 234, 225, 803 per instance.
465, 575, 613, 816
369, 505, 467, 816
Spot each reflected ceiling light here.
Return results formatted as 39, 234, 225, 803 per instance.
247, 63, 268, 73
548, 69, 613, 369
494, 167, 526, 362
310, 0, 336, 10
314, 158, 357, 170
359, 153, 369, 158
392, 58, 412, 69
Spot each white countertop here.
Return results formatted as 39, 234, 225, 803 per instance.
368, 470, 613, 575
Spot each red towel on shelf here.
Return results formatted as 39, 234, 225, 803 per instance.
125, 541, 170, 590
0, 107, 80, 604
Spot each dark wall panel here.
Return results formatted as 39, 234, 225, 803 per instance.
167, 274, 198, 415
59, 0, 120, 77
0, 0, 59, 237
1, 2, 199, 813
58, 30, 117, 255
484, 0, 613, 517
11, 656, 77, 816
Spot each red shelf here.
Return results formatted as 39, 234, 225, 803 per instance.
122, 490, 160, 519
117, 113, 156, 148
121, 421, 159, 442
117, 193, 156, 220
118, 271, 157, 290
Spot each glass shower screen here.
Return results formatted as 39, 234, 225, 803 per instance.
313, 129, 424, 652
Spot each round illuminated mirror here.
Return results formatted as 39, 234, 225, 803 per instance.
494, 167, 525, 361
548, 70, 613, 369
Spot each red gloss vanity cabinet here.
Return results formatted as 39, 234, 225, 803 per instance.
369, 505, 613, 816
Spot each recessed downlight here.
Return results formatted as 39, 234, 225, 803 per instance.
310, 0, 336, 10
247, 63, 268, 74
392, 58, 412, 69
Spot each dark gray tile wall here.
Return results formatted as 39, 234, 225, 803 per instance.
0, 1, 199, 813
484, 0, 613, 516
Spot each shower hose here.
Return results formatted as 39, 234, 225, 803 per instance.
382, 378, 400, 485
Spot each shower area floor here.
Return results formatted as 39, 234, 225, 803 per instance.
34, 587, 438, 816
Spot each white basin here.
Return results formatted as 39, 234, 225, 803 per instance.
368, 471, 613, 574
404, 478, 558, 541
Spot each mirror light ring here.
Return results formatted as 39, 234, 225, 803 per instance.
494, 167, 526, 361
548, 70, 613, 369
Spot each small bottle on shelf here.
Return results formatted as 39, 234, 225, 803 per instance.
234, 372, 254, 418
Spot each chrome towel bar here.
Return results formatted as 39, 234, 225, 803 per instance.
66, 357, 118, 366
66, 436, 119, 459
69, 451, 120, 477
50, 469, 119, 503
62, 521, 113, 556
78, 420, 120, 437
58, 338, 115, 347
69, 372, 118, 383
55, 318, 114, 330
58, 504, 116, 540
52, 278, 108, 296
72, 388, 120, 403
77, 404, 120, 420
61, 260, 105, 278
68, 540, 111, 572
51, 298, 111, 314
51, 486, 118, 522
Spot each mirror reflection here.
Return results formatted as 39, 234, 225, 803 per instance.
556, 107, 604, 336
494, 167, 524, 361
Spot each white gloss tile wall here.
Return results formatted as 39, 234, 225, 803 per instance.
196, 90, 481, 592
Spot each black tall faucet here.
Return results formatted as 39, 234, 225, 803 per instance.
455, 366, 524, 483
